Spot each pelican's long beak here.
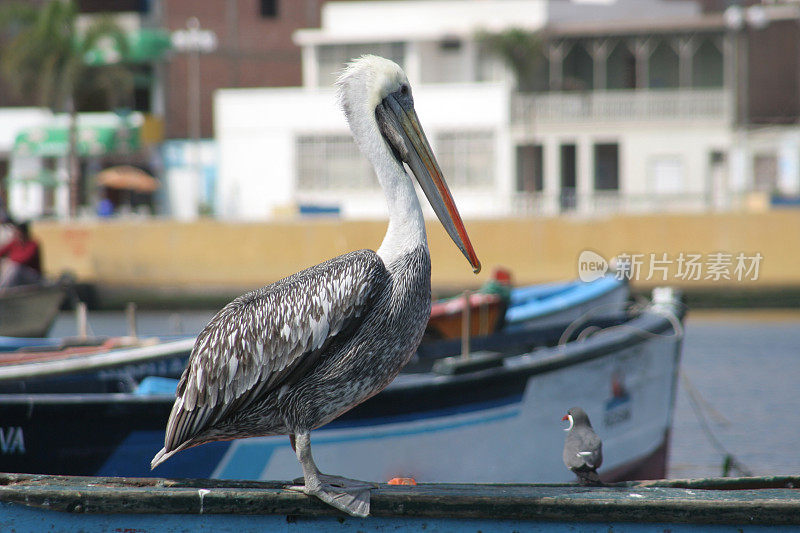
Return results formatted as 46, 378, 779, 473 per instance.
376, 90, 481, 273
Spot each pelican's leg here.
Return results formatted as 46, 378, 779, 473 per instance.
289, 433, 377, 489
286, 432, 372, 517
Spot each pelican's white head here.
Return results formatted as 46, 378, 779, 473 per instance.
336, 55, 408, 131
335, 55, 481, 273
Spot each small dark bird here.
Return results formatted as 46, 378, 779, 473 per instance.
562, 407, 603, 485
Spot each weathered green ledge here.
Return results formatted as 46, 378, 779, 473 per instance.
0, 473, 798, 526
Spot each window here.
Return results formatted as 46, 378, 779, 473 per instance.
562, 44, 593, 91
649, 42, 679, 89
296, 135, 376, 191
607, 43, 636, 90
560, 144, 577, 211
435, 131, 495, 188
516, 144, 543, 192
77, 0, 147, 13
317, 43, 404, 87
594, 143, 619, 191
260, 0, 278, 18
692, 40, 723, 88
439, 38, 461, 51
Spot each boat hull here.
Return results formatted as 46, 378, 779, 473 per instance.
0, 284, 66, 338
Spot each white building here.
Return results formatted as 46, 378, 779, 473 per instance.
214, 0, 800, 220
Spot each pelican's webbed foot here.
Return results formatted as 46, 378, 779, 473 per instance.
288, 479, 371, 517
287, 432, 373, 517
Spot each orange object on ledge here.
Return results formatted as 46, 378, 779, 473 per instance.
388, 477, 417, 485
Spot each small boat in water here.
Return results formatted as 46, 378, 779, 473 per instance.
0, 288, 683, 484
0, 282, 67, 338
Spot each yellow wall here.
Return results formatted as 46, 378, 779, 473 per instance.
33, 211, 800, 291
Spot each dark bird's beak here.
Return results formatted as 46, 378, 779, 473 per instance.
376, 89, 481, 274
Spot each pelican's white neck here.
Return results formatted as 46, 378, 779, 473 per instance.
335, 56, 428, 267
374, 156, 427, 267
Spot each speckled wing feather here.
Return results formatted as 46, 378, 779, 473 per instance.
160, 249, 387, 456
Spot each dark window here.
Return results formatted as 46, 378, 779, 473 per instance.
594, 143, 619, 190
260, 0, 278, 17
132, 65, 153, 112
560, 143, 577, 211
77, 0, 149, 13
516, 144, 543, 192
439, 38, 461, 51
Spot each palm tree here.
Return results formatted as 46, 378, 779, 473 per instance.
476, 28, 544, 92
0, 0, 134, 217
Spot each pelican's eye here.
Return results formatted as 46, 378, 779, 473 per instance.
400, 84, 409, 95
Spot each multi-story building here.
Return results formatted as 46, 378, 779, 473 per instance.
215, 0, 800, 220
2, 0, 343, 219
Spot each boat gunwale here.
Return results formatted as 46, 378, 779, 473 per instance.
0, 337, 196, 380
0, 473, 798, 525
506, 276, 627, 323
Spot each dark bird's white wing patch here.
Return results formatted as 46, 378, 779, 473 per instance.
161, 250, 386, 455
577, 450, 600, 469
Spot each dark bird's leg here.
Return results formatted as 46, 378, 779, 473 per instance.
576, 469, 603, 486
286, 432, 372, 517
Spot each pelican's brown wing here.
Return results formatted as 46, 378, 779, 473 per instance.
152, 249, 387, 467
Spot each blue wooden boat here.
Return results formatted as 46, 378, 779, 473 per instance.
0, 289, 684, 485
505, 275, 628, 331
0, 473, 797, 531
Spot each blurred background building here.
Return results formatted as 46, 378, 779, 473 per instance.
1, 0, 799, 221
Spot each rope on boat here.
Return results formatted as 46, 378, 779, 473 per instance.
557, 297, 687, 347
681, 371, 754, 478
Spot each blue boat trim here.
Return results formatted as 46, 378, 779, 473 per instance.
506, 276, 624, 324
325, 394, 523, 429
108, 394, 523, 480
216, 402, 522, 479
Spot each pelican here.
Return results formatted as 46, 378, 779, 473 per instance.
151, 55, 481, 517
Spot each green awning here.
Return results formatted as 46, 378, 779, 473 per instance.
83, 28, 172, 66
8, 169, 60, 187
13, 123, 140, 157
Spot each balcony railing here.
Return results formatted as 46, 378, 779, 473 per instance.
510, 190, 765, 217
512, 89, 732, 126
